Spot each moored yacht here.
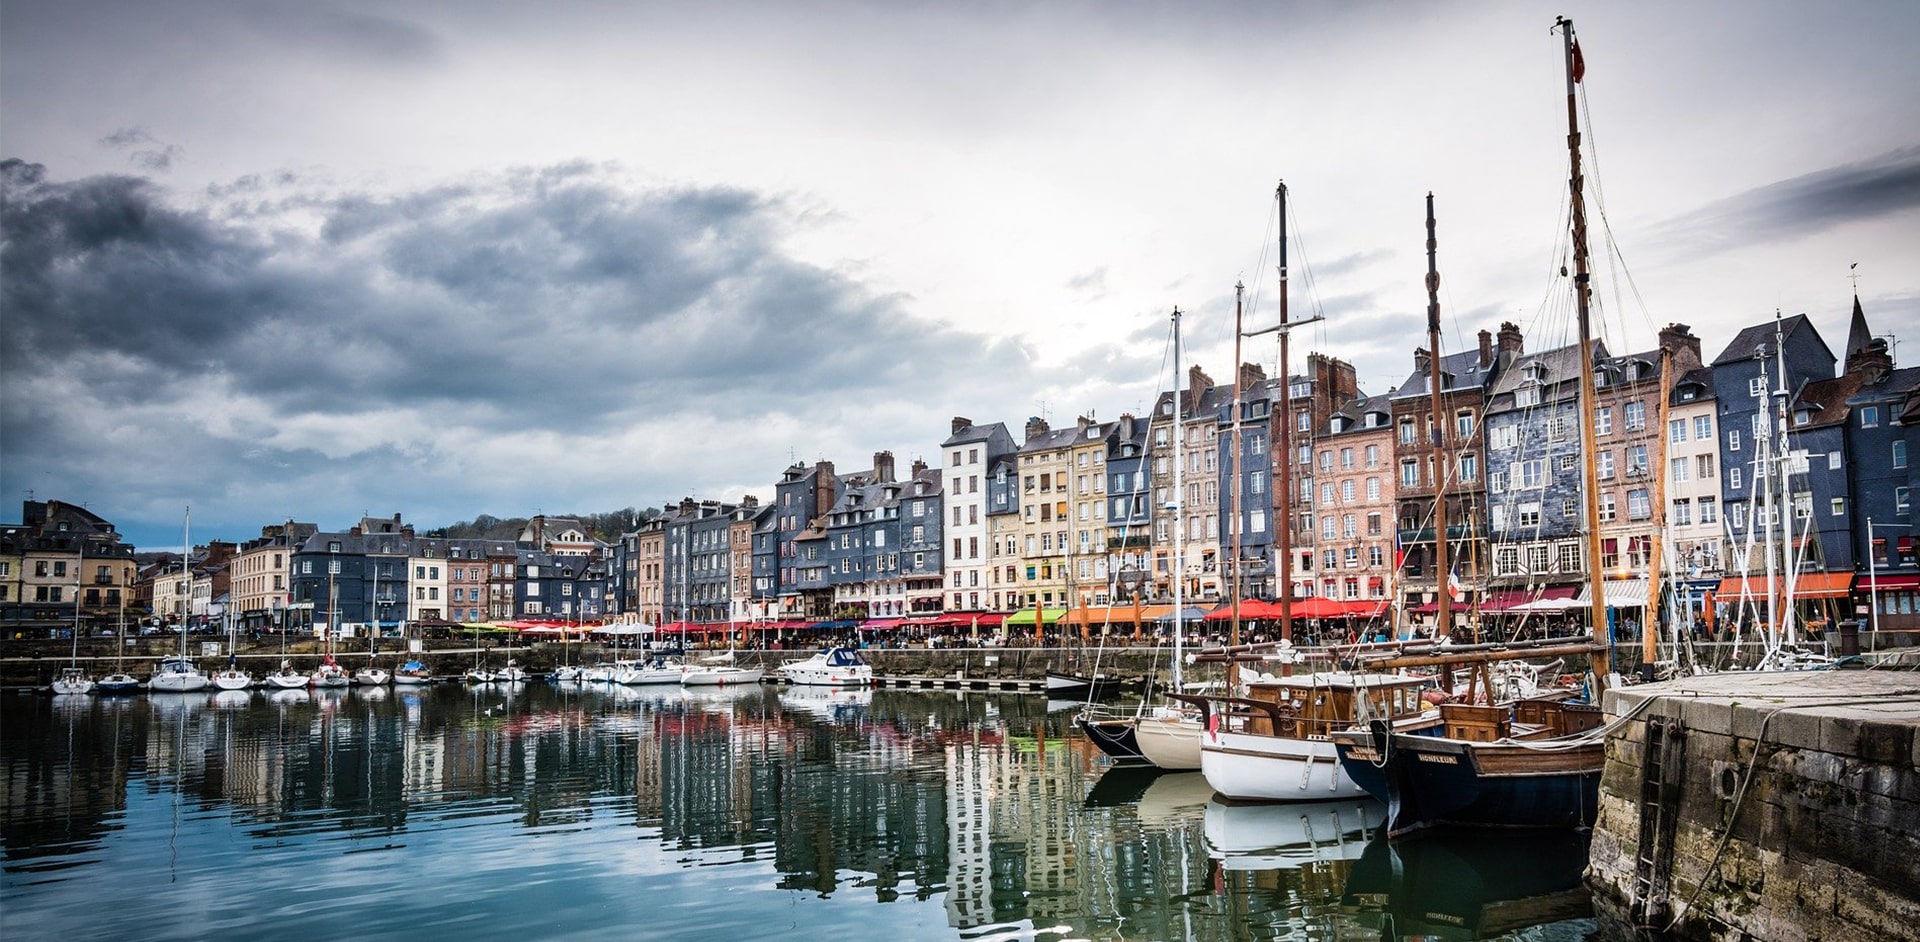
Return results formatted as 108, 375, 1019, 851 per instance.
777, 647, 873, 687
148, 655, 210, 693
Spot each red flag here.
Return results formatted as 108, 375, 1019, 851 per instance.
1571, 40, 1586, 83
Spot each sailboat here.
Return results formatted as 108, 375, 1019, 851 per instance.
310, 563, 349, 688
149, 507, 211, 693
353, 561, 391, 685
464, 624, 496, 683
95, 600, 141, 695
1331, 19, 1620, 836
680, 626, 763, 686
211, 611, 253, 690
263, 604, 308, 688
51, 536, 95, 695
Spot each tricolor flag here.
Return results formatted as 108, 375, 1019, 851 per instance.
1447, 565, 1465, 602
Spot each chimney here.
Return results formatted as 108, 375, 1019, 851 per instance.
951, 416, 972, 436
679, 497, 696, 515
1238, 361, 1267, 390
1186, 366, 1214, 411
1119, 413, 1135, 440
1848, 338, 1894, 384
741, 495, 759, 509
1498, 321, 1524, 355
1478, 329, 1493, 366
873, 450, 896, 483
1658, 323, 1703, 366
910, 458, 927, 476
1413, 347, 1431, 374
813, 461, 835, 515
1025, 416, 1050, 441
1077, 414, 1095, 433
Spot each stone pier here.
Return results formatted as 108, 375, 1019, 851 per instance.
1591, 671, 1920, 942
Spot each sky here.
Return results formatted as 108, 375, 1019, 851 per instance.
4, 0, 1918, 551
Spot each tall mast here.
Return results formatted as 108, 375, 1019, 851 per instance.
1558, 16, 1614, 681
1273, 181, 1296, 649
1645, 344, 1674, 674
1229, 281, 1247, 663
1425, 192, 1452, 642
1171, 307, 1185, 692
1755, 348, 1779, 651
1772, 313, 1797, 645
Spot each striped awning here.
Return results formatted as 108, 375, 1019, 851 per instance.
1713, 572, 1855, 602
1575, 579, 1652, 609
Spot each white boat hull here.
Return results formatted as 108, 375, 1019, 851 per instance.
149, 673, 210, 693
51, 677, 95, 696
311, 666, 350, 688
681, 666, 764, 687
465, 669, 496, 684
1200, 729, 1367, 802
779, 664, 873, 687
213, 670, 254, 691
353, 669, 391, 686
616, 665, 687, 685
1134, 713, 1204, 770
392, 671, 432, 686
265, 671, 309, 689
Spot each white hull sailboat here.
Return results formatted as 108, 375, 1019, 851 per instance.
615, 659, 685, 685
353, 665, 391, 686
212, 658, 254, 691
1133, 709, 1205, 770
52, 666, 95, 696
149, 655, 210, 693
681, 661, 764, 687
494, 659, 528, 684
310, 655, 350, 688
1198, 671, 1435, 803
393, 660, 433, 686
264, 661, 309, 689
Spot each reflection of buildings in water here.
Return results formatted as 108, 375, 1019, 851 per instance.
943, 724, 1089, 932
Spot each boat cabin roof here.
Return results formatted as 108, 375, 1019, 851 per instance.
1246, 671, 1427, 691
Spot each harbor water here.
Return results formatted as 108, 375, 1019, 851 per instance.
2, 684, 1596, 940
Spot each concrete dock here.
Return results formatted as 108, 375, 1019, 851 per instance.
1592, 670, 1920, 942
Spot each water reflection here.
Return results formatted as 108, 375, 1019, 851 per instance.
3, 686, 1592, 940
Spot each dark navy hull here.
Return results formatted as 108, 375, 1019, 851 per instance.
1335, 730, 1600, 836
1076, 715, 1151, 765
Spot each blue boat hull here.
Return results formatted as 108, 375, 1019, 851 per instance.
1335, 730, 1600, 836
1076, 716, 1151, 765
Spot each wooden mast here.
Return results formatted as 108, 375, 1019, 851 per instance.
1424, 192, 1452, 644
1558, 16, 1615, 682
1645, 343, 1674, 674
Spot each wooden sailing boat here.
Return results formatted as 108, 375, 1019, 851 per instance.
1331, 19, 1617, 836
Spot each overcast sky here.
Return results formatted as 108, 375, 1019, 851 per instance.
5, 0, 1918, 551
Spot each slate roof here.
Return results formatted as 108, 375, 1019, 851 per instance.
1391, 348, 1498, 400
1710, 313, 1834, 367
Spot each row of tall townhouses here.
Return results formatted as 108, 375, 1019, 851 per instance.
11, 300, 1920, 642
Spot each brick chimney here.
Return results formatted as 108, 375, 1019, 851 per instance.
740, 494, 759, 509
1498, 321, 1524, 355
1413, 347, 1431, 374
1658, 323, 1703, 367
1024, 416, 1050, 441
1238, 361, 1266, 390
951, 416, 972, 436
1478, 329, 1494, 366
873, 450, 896, 483
679, 497, 696, 515
910, 458, 927, 477
1186, 365, 1213, 412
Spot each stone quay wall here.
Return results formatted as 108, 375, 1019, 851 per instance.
1591, 671, 1920, 942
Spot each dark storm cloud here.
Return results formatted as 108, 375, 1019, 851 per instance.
1648, 145, 1920, 258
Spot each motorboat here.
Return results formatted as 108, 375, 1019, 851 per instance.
148, 654, 210, 693
777, 646, 873, 687
95, 670, 141, 695
1045, 669, 1124, 700
615, 658, 687, 685
548, 665, 583, 683
464, 666, 497, 684
681, 653, 764, 687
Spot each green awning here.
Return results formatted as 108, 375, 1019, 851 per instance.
1005, 607, 1067, 626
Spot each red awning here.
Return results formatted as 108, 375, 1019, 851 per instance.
863, 618, 904, 629
1342, 600, 1391, 618
1714, 572, 1856, 602
1858, 574, 1920, 591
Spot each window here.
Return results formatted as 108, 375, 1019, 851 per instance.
1369, 546, 1385, 567
1341, 447, 1354, 469
1694, 415, 1712, 439
1627, 445, 1648, 475
1366, 478, 1381, 501
1670, 457, 1690, 482
1749, 376, 1767, 397
1595, 407, 1612, 436
1599, 493, 1616, 522
1597, 451, 1615, 479
1460, 453, 1478, 482
1697, 454, 1715, 479
1401, 460, 1420, 487
1700, 497, 1718, 524
1558, 543, 1582, 572
1341, 480, 1356, 503
1628, 489, 1652, 521
1831, 498, 1846, 517
1488, 471, 1506, 493
1367, 512, 1382, 536
1899, 487, 1911, 516
1861, 405, 1880, 427
1496, 547, 1521, 576
1730, 467, 1743, 490
1669, 418, 1688, 443
1520, 459, 1545, 488
1897, 441, 1909, 469
1729, 429, 1741, 452
1365, 444, 1380, 468
1829, 451, 1842, 471
1673, 499, 1693, 525
1624, 400, 1645, 430
1343, 514, 1358, 538
1517, 503, 1541, 528
1455, 410, 1474, 437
